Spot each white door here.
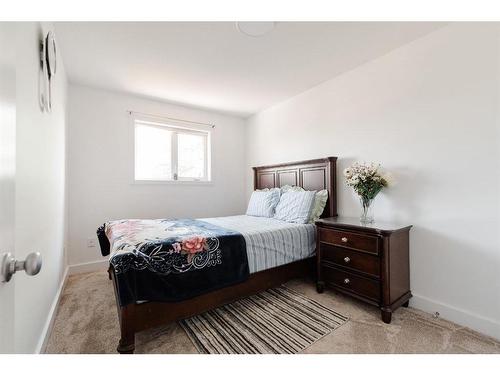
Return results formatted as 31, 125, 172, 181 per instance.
0, 23, 16, 354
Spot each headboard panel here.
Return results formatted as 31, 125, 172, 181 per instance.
253, 157, 337, 218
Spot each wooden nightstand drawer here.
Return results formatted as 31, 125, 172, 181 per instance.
320, 244, 380, 278
319, 227, 379, 255
321, 265, 380, 301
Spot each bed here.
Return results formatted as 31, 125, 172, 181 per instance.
101, 157, 337, 353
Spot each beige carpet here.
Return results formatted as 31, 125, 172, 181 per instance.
45, 271, 500, 354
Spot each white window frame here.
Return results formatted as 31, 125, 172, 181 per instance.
133, 114, 212, 184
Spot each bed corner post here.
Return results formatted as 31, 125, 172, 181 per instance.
117, 304, 136, 354
252, 166, 258, 190
327, 156, 338, 217
110, 266, 136, 354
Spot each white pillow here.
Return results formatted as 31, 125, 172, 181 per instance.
274, 190, 316, 224
279, 185, 328, 223
256, 187, 277, 192
246, 189, 281, 217
308, 189, 328, 223
280, 185, 303, 194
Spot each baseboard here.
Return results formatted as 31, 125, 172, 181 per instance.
411, 293, 500, 341
35, 266, 69, 354
67, 259, 108, 275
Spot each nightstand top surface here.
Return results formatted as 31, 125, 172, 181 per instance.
315, 216, 412, 234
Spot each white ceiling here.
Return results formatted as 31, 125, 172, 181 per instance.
55, 22, 445, 117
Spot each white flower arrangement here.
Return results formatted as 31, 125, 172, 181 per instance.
343, 162, 390, 201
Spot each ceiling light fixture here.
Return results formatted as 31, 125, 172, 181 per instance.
236, 22, 276, 37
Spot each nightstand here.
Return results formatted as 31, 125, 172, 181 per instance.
315, 217, 412, 323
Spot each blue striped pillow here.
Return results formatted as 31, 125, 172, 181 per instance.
246, 189, 281, 217
273, 190, 316, 224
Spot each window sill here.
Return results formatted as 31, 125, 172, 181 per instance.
132, 179, 214, 186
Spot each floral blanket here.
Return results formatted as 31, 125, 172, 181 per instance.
97, 219, 249, 306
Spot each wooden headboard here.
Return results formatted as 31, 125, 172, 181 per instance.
253, 157, 337, 218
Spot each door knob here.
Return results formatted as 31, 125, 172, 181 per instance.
1, 252, 42, 283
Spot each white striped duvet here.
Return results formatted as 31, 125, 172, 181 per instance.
200, 215, 316, 274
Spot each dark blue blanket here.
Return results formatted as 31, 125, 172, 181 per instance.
97, 219, 249, 306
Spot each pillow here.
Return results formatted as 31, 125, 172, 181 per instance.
246, 189, 281, 217
280, 184, 303, 194
308, 189, 328, 223
256, 187, 279, 192
280, 185, 328, 223
274, 190, 316, 224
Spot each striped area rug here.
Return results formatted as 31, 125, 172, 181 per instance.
179, 286, 349, 354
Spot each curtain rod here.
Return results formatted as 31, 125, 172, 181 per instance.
127, 110, 215, 129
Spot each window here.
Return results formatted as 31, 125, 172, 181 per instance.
134, 116, 211, 182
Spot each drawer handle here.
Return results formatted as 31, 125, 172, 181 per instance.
344, 278, 350, 284
344, 257, 351, 263
341, 237, 348, 243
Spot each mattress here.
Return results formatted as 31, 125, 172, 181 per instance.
201, 215, 316, 274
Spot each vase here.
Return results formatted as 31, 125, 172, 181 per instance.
359, 196, 374, 224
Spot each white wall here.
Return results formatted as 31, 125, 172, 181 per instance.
14, 22, 68, 353
67, 85, 247, 266
245, 24, 500, 339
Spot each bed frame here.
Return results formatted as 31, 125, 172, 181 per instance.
110, 157, 337, 353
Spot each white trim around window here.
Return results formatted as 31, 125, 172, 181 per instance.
132, 113, 213, 184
